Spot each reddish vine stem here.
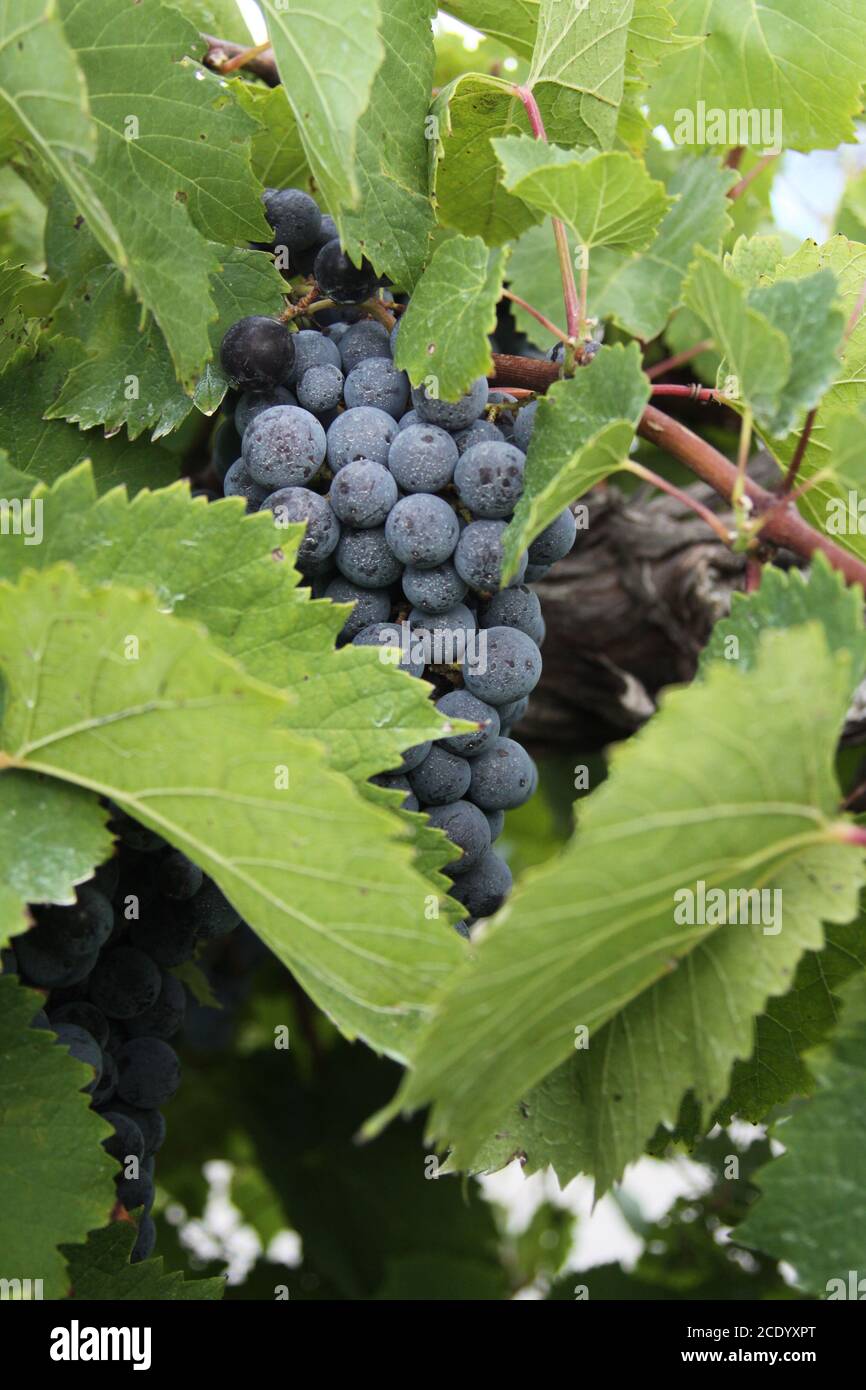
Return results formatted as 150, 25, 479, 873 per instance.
502, 288, 569, 343
625, 461, 732, 545
646, 339, 713, 380
728, 153, 779, 201
780, 406, 817, 494
513, 86, 581, 339
651, 384, 721, 403
201, 34, 279, 85
488, 353, 866, 590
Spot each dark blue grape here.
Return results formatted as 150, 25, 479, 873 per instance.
132, 1213, 156, 1263
125, 972, 186, 1040
385, 494, 459, 568
243, 405, 327, 489
478, 584, 544, 643
401, 561, 467, 614
411, 376, 488, 430
336, 526, 402, 588
454, 418, 504, 454
352, 622, 424, 678
467, 736, 535, 810
454, 441, 525, 518
344, 357, 409, 418
129, 910, 196, 969
223, 458, 269, 512
454, 520, 527, 594
263, 187, 322, 252
101, 1110, 145, 1165
370, 773, 419, 812
396, 408, 419, 432
449, 849, 512, 919
156, 851, 203, 902
54, 1023, 102, 1093
89, 946, 163, 1018
49, 1000, 109, 1048
485, 809, 505, 841
314, 239, 379, 304
528, 508, 577, 565
435, 690, 500, 757
426, 799, 491, 875
326, 406, 398, 471
262, 487, 340, 569
109, 1103, 166, 1157
408, 746, 471, 805
297, 363, 344, 414
324, 577, 391, 641
116, 1038, 181, 1109
220, 316, 293, 389
339, 319, 391, 373
392, 740, 431, 774
178, 879, 240, 942
286, 328, 342, 383
387, 423, 458, 492
235, 386, 297, 437
463, 625, 542, 706
329, 460, 397, 528
513, 399, 538, 453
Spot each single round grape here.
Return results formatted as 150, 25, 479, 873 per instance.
101, 1110, 145, 1165
54, 1023, 102, 1093
335, 526, 402, 588
401, 561, 467, 614
385, 494, 459, 568
132, 1213, 157, 1264
449, 849, 512, 919
468, 736, 535, 810
178, 880, 240, 942
125, 972, 186, 1041
15, 927, 97, 989
157, 851, 203, 901
426, 800, 491, 875
36, 885, 114, 957
528, 508, 577, 565
464, 624, 542, 707
107, 810, 166, 854
263, 187, 322, 252
344, 357, 409, 418
370, 773, 419, 812
409, 604, 476, 666
408, 746, 471, 805
296, 363, 344, 414
435, 690, 500, 758
339, 319, 392, 373
326, 406, 398, 471
454, 419, 504, 454
243, 405, 327, 489
222, 458, 269, 512
391, 740, 431, 774
329, 459, 397, 528
110, 1104, 166, 1157
454, 520, 527, 594
396, 408, 419, 432
286, 328, 342, 383
262, 487, 340, 568
324, 577, 391, 641
49, 1000, 110, 1049
314, 239, 379, 304
220, 316, 293, 389
513, 399, 538, 453
291, 213, 341, 275
387, 424, 458, 493
352, 622, 424, 679
411, 376, 488, 430
117, 1167, 154, 1216
485, 808, 505, 841
91, 1051, 117, 1106
235, 386, 296, 437
488, 391, 518, 439
478, 584, 544, 643
454, 441, 525, 518
128, 908, 197, 968
116, 1038, 181, 1110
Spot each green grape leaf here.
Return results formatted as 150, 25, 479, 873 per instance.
63, 1220, 225, 1300
735, 973, 866, 1295
0, 1, 93, 178
501, 343, 650, 578
588, 157, 734, 341
0, 567, 465, 1057
528, 0, 633, 150
258, 0, 383, 217
0, 166, 47, 269
378, 624, 864, 1167
170, 1, 253, 41
681, 248, 792, 428
0, 338, 178, 493
441, 1, 539, 60
0, 975, 117, 1298
52, 0, 272, 388
494, 138, 671, 254
0, 771, 113, 946
504, 220, 575, 346
394, 235, 508, 397
725, 233, 785, 288
0, 465, 454, 783
747, 270, 845, 438
0, 262, 58, 371
232, 82, 313, 195
44, 190, 286, 439
429, 75, 539, 248
649, 0, 866, 153
338, 0, 437, 291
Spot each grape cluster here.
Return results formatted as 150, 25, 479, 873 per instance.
214, 187, 576, 930
4, 814, 241, 1262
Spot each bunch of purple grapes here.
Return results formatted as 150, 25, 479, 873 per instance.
5, 815, 241, 1262
213, 188, 576, 929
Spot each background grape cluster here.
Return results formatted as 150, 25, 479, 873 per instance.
5, 815, 242, 1263
212, 186, 576, 930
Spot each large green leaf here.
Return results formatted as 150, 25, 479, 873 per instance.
0, 974, 117, 1298
45, 0, 270, 388
494, 138, 671, 254
649, 0, 866, 153
338, 0, 437, 290
588, 157, 734, 340
528, 0, 632, 149
0, 567, 465, 1058
380, 624, 864, 1166
44, 190, 286, 439
502, 342, 650, 578
232, 82, 313, 195
0, 772, 113, 945
429, 76, 538, 247
63, 1221, 225, 1300
736, 973, 866, 1295
0, 465, 455, 783
394, 235, 508, 397
258, 0, 383, 218
0, 338, 178, 493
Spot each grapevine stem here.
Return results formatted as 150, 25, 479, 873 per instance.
201, 35, 279, 85
780, 407, 817, 494
728, 153, 779, 202
651, 384, 722, 403
501, 289, 569, 344
513, 85, 581, 340
219, 40, 273, 74
624, 461, 733, 545
646, 340, 713, 380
